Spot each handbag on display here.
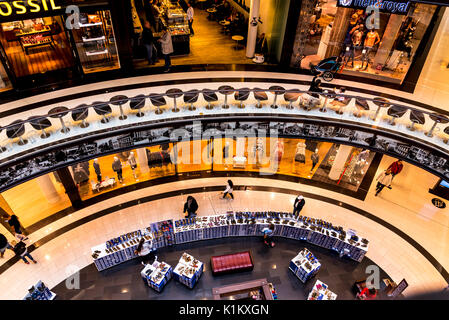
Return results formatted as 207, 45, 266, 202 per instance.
295, 153, 305, 163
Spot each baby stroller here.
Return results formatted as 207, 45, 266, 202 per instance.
310, 56, 342, 82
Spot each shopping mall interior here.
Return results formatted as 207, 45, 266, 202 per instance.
0, 0, 449, 306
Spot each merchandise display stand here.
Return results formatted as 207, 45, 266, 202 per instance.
173, 212, 368, 262
289, 248, 321, 283
92, 213, 368, 271
23, 281, 56, 300
91, 220, 174, 271
307, 280, 337, 300
173, 252, 204, 289
140, 261, 173, 292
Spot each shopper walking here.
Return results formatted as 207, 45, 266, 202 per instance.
3, 214, 23, 235
9, 235, 36, 265
183, 196, 199, 218
222, 180, 234, 200
262, 224, 275, 248
158, 27, 174, 72
375, 170, 393, 196
187, 3, 194, 36
387, 159, 403, 181
142, 20, 157, 65
293, 195, 305, 216
135, 238, 157, 265
0, 233, 11, 258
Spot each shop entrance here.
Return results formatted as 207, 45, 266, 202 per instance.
0, 16, 75, 78
130, 0, 275, 69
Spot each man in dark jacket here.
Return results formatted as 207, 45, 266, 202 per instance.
293, 195, 305, 216
183, 196, 198, 218
4, 215, 23, 235
142, 20, 156, 65
10, 238, 37, 264
0, 233, 11, 258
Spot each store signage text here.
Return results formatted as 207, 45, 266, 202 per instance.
0, 0, 61, 17
337, 0, 411, 14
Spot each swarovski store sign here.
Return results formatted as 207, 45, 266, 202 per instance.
337, 0, 412, 14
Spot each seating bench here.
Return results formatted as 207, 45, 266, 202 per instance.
210, 251, 254, 276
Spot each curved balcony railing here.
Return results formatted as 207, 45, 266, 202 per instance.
0, 86, 448, 191
1, 87, 448, 152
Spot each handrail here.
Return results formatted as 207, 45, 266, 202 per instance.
1, 88, 448, 132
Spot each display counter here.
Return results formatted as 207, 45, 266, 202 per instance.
23, 281, 56, 300
91, 220, 174, 271
173, 252, 204, 289
153, 0, 190, 55
307, 280, 337, 300
141, 260, 173, 292
91, 212, 368, 271
289, 248, 321, 283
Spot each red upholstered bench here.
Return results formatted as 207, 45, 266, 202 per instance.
211, 251, 254, 276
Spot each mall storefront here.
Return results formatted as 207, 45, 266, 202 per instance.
0, 0, 130, 92
284, 0, 447, 90
0, 0, 447, 96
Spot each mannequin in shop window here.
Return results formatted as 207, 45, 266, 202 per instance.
294, 141, 306, 165
93, 158, 102, 182
223, 141, 231, 169
253, 137, 264, 167
360, 28, 380, 71
342, 14, 359, 68
351, 24, 365, 68
310, 149, 320, 173
272, 140, 284, 170
112, 156, 123, 183
73, 162, 90, 185
128, 152, 138, 180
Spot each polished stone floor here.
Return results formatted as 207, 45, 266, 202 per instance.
52, 237, 391, 300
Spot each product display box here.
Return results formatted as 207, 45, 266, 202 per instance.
289, 248, 321, 283
23, 281, 56, 300
141, 261, 173, 292
173, 252, 204, 289
307, 280, 337, 300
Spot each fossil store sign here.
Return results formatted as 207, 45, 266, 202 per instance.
0, 1, 62, 17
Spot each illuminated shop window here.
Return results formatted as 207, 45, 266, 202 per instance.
68, 10, 120, 74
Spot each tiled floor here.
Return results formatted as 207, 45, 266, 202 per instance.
51, 237, 392, 300
0, 157, 448, 299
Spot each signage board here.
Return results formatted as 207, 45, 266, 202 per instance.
0, 0, 61, 17
337, 0, 412, 14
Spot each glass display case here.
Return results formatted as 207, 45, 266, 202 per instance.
69, 10, 120, 74
157, 0, 190, 55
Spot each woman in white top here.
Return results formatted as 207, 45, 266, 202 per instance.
158, 26, 173, 72
135, 238, 157, 265
375, 169, 393, 196
222, 179, 234, 200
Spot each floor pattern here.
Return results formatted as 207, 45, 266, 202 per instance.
52, 237, 392, 300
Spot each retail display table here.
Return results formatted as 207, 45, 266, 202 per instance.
307, 280, 337, 300
23, 281, 56, 300
289, 248, 321, 283
141, 260, 173, 292
92, 212, 368, 272
173, 252, 204, 289
91, 220, 174, 271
